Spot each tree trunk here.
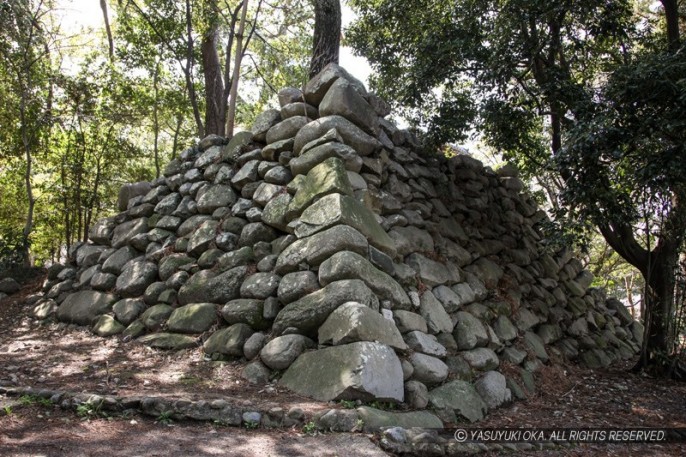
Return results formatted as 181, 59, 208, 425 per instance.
171, 114, 183, 159
185, 0, 204, 138
309, 0, 341, 79
100, 0, 114, 62
225, 0, 250, 138
202, 20, 225, 136
60, 155, 71, 255
639, 247, 679, 373
660, 0, 681, 52
153, 61, 161, 178
20, 109, 35, 266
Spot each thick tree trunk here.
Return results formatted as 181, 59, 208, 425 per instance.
598, 220, 685, 378
309, 0, 341, 79
660, 0, 681, 52
640, 248, 678, 370
202, 22, 226, 136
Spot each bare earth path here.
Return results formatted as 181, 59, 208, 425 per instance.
1, 277, 685, 456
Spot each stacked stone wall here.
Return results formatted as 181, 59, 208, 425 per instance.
31, 64, 643, 424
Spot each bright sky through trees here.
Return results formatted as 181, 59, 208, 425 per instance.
57, 0, 372, 85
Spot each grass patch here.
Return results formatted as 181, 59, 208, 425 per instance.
19, 395, 53, 408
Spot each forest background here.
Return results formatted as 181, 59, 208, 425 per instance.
1, 0, 684, 374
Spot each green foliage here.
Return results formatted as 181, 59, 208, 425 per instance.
76, 400, 107, 420
350, 0, 686, 365
339, 399, 356, 409
156, 410, 174, 425
559, 48, 686, 231
19, 395, 53, 408
302, 420, 317, 435
354, 418, 364, 431
115, 0, 313, 133
348, 0, 635, 160
0, 0, 317, 265
366, 400, 396, 411
585, 231, 643, 301
348, 0, 685, 248
0, 230, 28, 271
243, 419, 259, 429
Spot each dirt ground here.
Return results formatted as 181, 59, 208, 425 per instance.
1, 275, 685, 456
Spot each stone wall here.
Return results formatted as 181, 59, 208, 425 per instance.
32, 64, 643, 425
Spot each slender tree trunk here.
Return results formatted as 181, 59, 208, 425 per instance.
60, 153, 71, 254
221, 1, 242, 127
153, 61, 161, 178
171, 114, 183, 159
550, 108, 562, 156
184, 0, 204, 138
625, 274, 636, 318
75, 156, 83, 245
225, 0, 250, 138
84, 158, 102, 243
20, 100, 35, 266
309, 0, 341, 79
100, 0, 114, 62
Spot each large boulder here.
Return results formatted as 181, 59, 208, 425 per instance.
290, 141, 362, 176
407, 253, 459, 287
293, 116, 381, 156
272, 279, 378, 336
101, 246, 138, 275
203, 323, 254, 357
318, 302, 407, 350
356, 406, 442, 432
408, 353, 449, 385
0, 278, 21, 295
280, 342, 404, 402
111, 218, 148, 249
138, 333, 197, 350
286, 157, 353, 219
118, 181, 152, 211
475, 371, 511, 410
259, 334, 313, 370
221, 299, 268, 330
318, 251, 411, 309
296, 193, 396, 257
428, 380, 488, 423
167, 303, 217, 333
89, 217, 117, 245
115, 261, 158, 298
304, 63, 367, 106
319, 78, 379, 136
419, 291, 453, 334
178, 266, 247, 305
453, 311, 489, 350
57, 290, 118, 326
274, 225, 368, 275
